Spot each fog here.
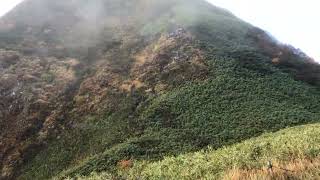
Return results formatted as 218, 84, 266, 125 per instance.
0, 0, 318, 62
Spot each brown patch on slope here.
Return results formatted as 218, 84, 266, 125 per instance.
72, 28, 209, 116
223, 158, 320, 180
248, 28, 320, 86
132, 28, 208, 93
0, 50, 78, 179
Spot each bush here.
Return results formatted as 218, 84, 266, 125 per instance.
120, 123, 320, 180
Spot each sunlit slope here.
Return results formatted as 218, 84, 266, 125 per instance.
81, 123, 320, 179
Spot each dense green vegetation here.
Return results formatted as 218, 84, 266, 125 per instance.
1, 0, 319, 179
20, 49, 320, 179
76, 123, 320, 179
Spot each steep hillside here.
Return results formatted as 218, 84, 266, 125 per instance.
106, 123, 320, 179
0, 0, 319, 179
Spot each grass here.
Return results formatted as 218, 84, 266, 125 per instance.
224, 159, 320, 180
116, 123, 320, 180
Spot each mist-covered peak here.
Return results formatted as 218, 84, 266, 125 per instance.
0, 0, 319, 179
0, 0, 246, 58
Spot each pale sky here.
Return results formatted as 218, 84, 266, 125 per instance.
0, 0, 319, 62
206, 0, 320, 62
0, 0, 23, 17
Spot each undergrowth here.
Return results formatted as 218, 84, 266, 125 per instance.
49, 52, 320, 179
116, 123, 320, 179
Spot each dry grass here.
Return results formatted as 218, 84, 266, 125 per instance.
224, 158, 320, 180
118, 160, 134, 170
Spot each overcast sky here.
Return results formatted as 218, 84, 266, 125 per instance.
0, 0, 319, 62
206, 0, 320, 62
0, 0, 23, 17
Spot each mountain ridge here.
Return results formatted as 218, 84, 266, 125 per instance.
0, 0, 319, 179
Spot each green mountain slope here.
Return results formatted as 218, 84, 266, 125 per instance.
113, 123, 320, 179
0, 0, 319, 179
